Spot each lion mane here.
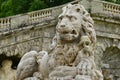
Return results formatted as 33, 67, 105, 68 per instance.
49, 4, 96, 66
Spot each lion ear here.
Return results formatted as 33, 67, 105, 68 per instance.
62, 6, 66, 11
62, 4, 72, 12
62, 6, 67, 15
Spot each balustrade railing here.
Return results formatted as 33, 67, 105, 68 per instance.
103, 1, 120, 14
0, 0, 119, 33
91, 0, 120, 14
0, 4, 65, 32
0, 0, 79, 33
28, 9, 52, 24
0, 18, 11, 32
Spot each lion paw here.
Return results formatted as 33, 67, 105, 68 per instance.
77, 59, 92, 75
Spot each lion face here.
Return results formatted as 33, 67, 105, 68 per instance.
56, 4, 84, 41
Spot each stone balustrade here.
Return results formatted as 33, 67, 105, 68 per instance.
0, 18, 11, 32
103, 1, 120, 14
0, 0, 120, 33
91, 0, 120, 14
0, 0, 78, 33
28, 9, 53, 24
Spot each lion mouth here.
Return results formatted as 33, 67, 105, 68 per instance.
71, 30, 77, 35
61, 29, 77, 35
59, 29, 79, 41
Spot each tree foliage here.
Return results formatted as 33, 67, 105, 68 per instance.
29, 0, 47, 11
0, 0, 74, 18
104, 0, 120, 4
0, 0, 119, 18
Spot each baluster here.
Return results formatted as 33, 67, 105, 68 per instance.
30, 14, 33, 24
49, 10, 52, 18
4, 19, 7, 31
29, 14, 31, 24
1, 19, 4, 31
114, 6, 116, 13
39, 12, 42, 22
34, 13, 36, 23
32, 13, 34, 23
43, 11, 45, 20
48, 10, 50, 18
119, 7, 120, 14
29, 14, 32, 24
2, 19, 5, 31
103, 3, 105, 11
106, 4, 109, 12
33, 13, 35, 23
32, 13, 34, 24
36, 12, 39, 23
0, 19, 1, 32
34, 12, 37, 23
41, 12, 43, 21
116, 6, 119, 13
36, 12, 39, 22
42, 12, 44, 21
7, 18, 9, 31
46, 11, 48, 18
107, 4, 109, 11
30, 14, 32, 23
8, 18, 11, 30
115, 6, 117, 13
111, 5, 113, 13
109, 4, 111, 12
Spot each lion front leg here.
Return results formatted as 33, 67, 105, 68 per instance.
49, 66, 77, 80
76, 58, 93, 75
36, 51, 50, 79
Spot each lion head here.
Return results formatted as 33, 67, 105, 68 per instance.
49, 3, 97, 66
50, 3, 96, 50
56, 4, 84, 41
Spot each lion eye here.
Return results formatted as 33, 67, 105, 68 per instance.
58, 16, 63, 22
85, 42, 90, 46
59, 16, 63, 20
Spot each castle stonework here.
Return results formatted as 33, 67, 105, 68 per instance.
0, 0, 120, 80
17, 4, 103, 80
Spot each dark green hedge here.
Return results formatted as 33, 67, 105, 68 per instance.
0, 0, 73, 18
103, 0, 120, 4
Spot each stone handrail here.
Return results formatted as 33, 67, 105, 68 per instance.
0, 7, 62, 33
91, 0, 120, 14
0, 0, 120, 33
0, 0, 78, 33
28, 9, 53, 24
0, 18, 11, 32
103, 1, 120, 14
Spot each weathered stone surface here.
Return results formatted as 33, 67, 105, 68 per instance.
0, 60, 16, 80
17, 4, 103, 80
0, 0, 120, 80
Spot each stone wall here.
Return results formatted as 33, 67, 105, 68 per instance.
0, 0, 120, 80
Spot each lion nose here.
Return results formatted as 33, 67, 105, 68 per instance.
60, 24, 65, 27
61, 25, 65, 27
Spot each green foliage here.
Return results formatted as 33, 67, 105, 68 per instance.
0, 0, 75, 18
0, 0, 13, 17
0, 0, 120, 18
29, 0, 47, 11
104, 0, 120, 4
45, 0, 73, 7
116, 0, 120, 4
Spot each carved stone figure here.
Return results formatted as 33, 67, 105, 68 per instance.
17, 3, 103, 80
0, 60, 16, 80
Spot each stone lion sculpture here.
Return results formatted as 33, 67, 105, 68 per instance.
17, 4, 103, 80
